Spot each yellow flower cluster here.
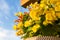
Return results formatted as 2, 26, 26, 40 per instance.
13, 22, 23, 36
56, 12, 60, 18
29, 2, 42, 20
29, 0, 60, 25
13, 0, 60, 38
31, 24, 40, 33
24, 19, 33, 27
43, 8, 58, 25
13, 22, 23, 30
17, 22, 23, 28
16, 29, 24, 36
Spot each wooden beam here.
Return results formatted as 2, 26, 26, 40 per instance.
21, 0, 29, 6
21, 0, 38, 8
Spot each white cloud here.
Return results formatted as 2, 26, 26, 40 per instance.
0, 27, 22, 40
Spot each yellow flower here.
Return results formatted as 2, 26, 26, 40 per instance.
32, 2, 38, 8
24, 19, 33, 27
50, 0, 57, 4
13, 25, 17, 30
55, 2, 60, 11
43, 20, 52, 25
31, 24, 40, 33
30, 3, 33, 7
16, 29, 24, 36
56, 12, 60, 18
50, 0, 60, 5
45, 9, 57, 21
30, 2, 40, 11
46, 13, 53, 21
43, 21, 48, 25
44, 8, 58, 25
29, 2, 45, 21
17, 22, 23, 28
41, 0, 50, 5
40, 3, 46, 8
30, 10, 40, 20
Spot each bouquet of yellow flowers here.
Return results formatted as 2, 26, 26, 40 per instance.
13, 0, 60, 39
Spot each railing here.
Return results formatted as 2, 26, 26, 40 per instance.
25, 36, 60, 40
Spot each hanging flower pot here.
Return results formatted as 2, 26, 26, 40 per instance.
13, 0, 60, 40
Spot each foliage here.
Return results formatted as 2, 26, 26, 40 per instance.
13, 0, 60, 38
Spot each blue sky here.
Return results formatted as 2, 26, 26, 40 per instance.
0, 0, 28, 40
